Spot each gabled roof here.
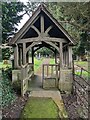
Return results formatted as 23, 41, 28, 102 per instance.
9, 3, 77, 45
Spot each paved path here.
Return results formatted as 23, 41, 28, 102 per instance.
28, 58, 51, 91
28, 58, 68, 118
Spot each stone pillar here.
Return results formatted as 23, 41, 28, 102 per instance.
14, 44, 18, 68
68, 46, 72, 68
23, 43, 26, 65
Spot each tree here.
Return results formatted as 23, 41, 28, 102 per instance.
2, 2, 26, 59
45, 2, 90, 58
2, 2, 26, 44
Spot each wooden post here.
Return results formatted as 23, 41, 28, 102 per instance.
14, 44, 18, 68
41, 15, 44, 33
68, 46, 72, 68
55, 49, 57, 64
59, 42, 63, 68
26, 52, 29, 63
18, 47, 22, 66
51, 65, 53, 76
32, 47, 34, 64
23, 43, 26, 65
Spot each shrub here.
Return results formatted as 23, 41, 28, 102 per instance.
12, 80, 21, 95
2, 71, 16, 107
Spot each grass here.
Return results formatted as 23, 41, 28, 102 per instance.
20, 97, 59, 119
74, 61, 88, 70
74, 61, 89, 80
50, 58, 55, 64
34, 57, 43, 71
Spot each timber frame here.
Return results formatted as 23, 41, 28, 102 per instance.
9, 3, 77, 95
9, 4, 76, 69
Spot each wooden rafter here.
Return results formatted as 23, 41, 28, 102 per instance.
26, 42, 40, 53
41, 15, 44, 33
45, 26, 53, 34
44, 41, 59, 52
31, 25, 40, 36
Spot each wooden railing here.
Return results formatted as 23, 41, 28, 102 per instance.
21, 63, 34, 96
42, 64, 59, 88
73, 64, 90, 118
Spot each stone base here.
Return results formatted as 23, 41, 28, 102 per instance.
12, 69, 21, 82
43, 78, 56, 89
59, 68, 73, 93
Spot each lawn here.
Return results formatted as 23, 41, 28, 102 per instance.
20, 97, 59, 119
50, 58, 55, 64
74, 61, 88, 70
74, 61, 89, 80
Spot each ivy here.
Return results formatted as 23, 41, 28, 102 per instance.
1, 70, 16, 107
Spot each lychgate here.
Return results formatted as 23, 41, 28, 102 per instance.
9, 4, 76, 96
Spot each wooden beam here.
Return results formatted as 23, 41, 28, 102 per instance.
45, 41, 59, 52
34, 44, 55, 53
14, 44, 18, 68
41, 15, 44, 33
11, 13, 40, 44
55, 49, 57, 64
43, 10, 76, 45
17, 37, 67, 43
31, 25, 40, 36
32, 47, 34, 64
45, 26, 53, 34
23, 43, 26, 65
68, 46, 72, 68
26, 42, 40, 53
59, 42, 63, 68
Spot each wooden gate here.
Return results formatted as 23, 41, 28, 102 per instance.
21, 63, 34, 96
42, 64, 59, 89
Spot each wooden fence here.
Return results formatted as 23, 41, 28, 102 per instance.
21, 63, 34, 96
73, 64, 90, 118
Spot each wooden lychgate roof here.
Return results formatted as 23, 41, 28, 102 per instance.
9, 4, 77, 45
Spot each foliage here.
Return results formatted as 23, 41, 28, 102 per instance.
12, 80, 21, 95
2, 2, 26, 43
20, 97, 59, 119
1, 70, 16, 107
2, 2, 26, 60
45, 2, 90, 56
24, 1, 39, 16
36, 47, 54, 57
0, 62, 11, 69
